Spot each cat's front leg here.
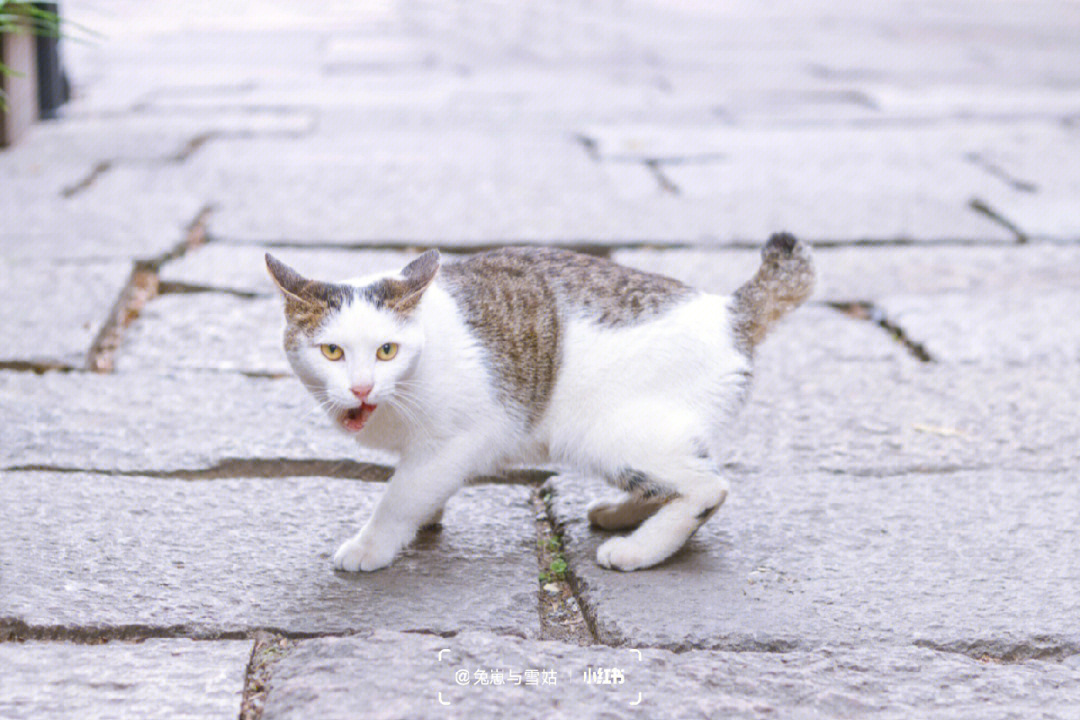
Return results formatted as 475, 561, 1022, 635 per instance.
332, 443, 475, 572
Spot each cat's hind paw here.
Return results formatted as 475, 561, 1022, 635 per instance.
332, 532, 398, 572
596, 536, 652, 572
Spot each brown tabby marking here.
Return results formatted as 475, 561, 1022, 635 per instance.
440, 247, 693, 424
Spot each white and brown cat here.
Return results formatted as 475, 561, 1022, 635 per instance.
266, 235, 813, 572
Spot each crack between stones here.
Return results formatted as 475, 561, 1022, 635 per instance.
963, 152, 1038, 193
7, 617, 1074, 668
0, 360, 78, 373
157, 281, 264, 299
531, 488, 594, 645
643, 158, 680, 195
539, 485, 602, 646
60, 159, 113, 198
239, 631, 295, 720
827, 300, 934, 362
217, 235, 1078, 252
968, 196, 1029, 244
573, 132, 599, 161
1, 460, 553, 485
85, 204, 216, 372
220, 237, 623, 257
912, 638, 1080, 663
170, 131, 218, 163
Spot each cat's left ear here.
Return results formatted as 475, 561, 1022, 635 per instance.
392, 249, 440, 314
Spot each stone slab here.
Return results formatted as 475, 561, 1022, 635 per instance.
158, 244, 417, 296
0, 639, 249, 720
613, 244, 1080, 302
2, 164, 208, 262
0, 258, 130, 368
0, 370, 390, 473
0, 473, 539, 638
547, 469, 1080, 655
261, 630, 1080, 720
115, 293, 291, 375
737, 332, 1080, 474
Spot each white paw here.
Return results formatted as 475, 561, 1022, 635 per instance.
332, 530, 399, 572
596, 537, 650, 572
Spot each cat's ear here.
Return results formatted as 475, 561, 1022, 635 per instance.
265, 253, 337, 309
391, 249, 440, 314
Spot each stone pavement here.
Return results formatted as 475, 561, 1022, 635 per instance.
2, 1, 1079, 718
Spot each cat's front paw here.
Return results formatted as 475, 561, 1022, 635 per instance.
332, 530, 400, 572
596, 537, 650, 572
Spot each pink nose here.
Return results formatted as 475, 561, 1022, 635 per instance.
351, 385, 373, 401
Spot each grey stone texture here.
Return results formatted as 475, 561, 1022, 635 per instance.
0, 370, 388, 473
115, 293, 291, 375
261, 630, 1080, 720
546, 470, 1080, 655
2, 165, 206, 263
0, 258, 130, 368
0, 473, 540, 638
739, 332, 1080, 475
0, 639, 249, 720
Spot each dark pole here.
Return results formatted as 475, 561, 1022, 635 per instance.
34, 2, 69, 118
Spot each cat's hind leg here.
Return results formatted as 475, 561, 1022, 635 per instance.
595, 459, 727, 571
587, 469, 671, 530
587, 496, 666, 530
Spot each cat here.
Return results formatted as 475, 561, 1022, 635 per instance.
266, 234, 814, 572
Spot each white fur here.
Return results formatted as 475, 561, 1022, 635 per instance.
286, 276, 750, 572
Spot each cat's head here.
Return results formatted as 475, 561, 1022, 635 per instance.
265, 250, 440, 433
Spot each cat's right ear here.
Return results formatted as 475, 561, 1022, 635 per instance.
265, 253, 317, 307
389, 249, 441, 314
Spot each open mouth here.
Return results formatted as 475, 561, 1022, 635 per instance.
341, 403, 377, 432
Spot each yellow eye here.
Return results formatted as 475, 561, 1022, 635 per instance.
376, 342, 399, 361
321, 344, 344, 361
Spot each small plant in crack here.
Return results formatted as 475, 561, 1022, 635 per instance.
540, 552, 568, 584
538, 535, 562, 552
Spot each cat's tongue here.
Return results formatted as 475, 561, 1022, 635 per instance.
343, 403, 376, 432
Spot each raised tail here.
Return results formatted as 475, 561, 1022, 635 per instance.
731, 232, 815, 353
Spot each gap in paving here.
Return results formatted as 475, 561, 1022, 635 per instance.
531, 488, 594, 645
0, 360, 78, 373
643, 158, 680, 195
170, 130, 217, 163
240, 631, 296, 720
963, 152, 1039, 194
540, 487, 603, 645
0, 461, 552, 485
913, 638, 1080, 664
221, 237, 623, 257
60, 159, 113, 198
157, 280, 263, 298
85, 204, 215, 372
84, 262, 160, 372
968, 197, 1028, 244
217, 235, 1077, 252
827, 300, 934, 362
